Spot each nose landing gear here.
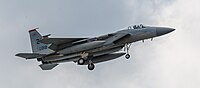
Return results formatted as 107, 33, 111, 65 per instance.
124, 43, 132, 59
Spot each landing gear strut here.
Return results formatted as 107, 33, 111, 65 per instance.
77, 52, 89, 65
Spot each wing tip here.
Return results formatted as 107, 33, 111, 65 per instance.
29, 28, 39, 32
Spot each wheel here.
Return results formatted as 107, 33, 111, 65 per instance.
125, 54, 130, 59
88, 63, 95, 70
78, 58, 85, 65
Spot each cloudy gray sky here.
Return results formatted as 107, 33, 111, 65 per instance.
0, 0, 199, 88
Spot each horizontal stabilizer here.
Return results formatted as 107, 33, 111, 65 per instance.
15, 53, 46, 59
39, 64, 58, 70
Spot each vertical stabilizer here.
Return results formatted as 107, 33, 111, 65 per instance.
29, 28, 48, 53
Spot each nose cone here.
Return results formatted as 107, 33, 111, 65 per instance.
156, 27, 175, 36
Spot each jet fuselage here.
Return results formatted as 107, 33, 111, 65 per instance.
43, 25, 175, 64
16, 24, 175, 70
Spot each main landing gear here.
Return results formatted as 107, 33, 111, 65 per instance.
88, 61, 95, 70
78, 58, 95, 70
124, 43, 132, 59
77, 52, 95, 71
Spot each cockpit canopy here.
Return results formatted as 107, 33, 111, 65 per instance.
127, 24, 145, 29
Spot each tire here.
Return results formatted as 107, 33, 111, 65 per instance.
78, 58, 85, 65
88, 63, 95, 70
125, 54, 130, 59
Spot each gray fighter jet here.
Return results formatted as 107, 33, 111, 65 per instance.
16, 24, 175, 70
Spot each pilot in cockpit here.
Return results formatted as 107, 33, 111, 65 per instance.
139, 24, 144, 28
128, 24, 145, 30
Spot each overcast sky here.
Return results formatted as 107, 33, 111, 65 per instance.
0, 0, 199, 88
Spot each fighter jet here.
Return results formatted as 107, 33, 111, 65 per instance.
15, 24, 175, 70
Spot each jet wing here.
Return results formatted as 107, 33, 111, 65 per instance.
39, 38, 87, 45
15, 53, 46, 59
